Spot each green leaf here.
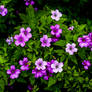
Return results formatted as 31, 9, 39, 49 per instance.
29, 76, 35, 85
63, 58, 68, 70
73, 70, 79, 76
77, 77, 84, 83
48, 77, 56, 87
78, 48, 86, 59
78, 24, 86, 32
19, 6, 36, 29
1, 0, 12, 5
69, 55, 78, 64
32, 54, 36, 64
0, 55, 7, 64
53, 40, 66, 47
0, 80, 5, 92
60, 55, 66, 62
89, 79, 92, 86
65, 33, 72, 41
73, 34, 79, 42
54, 50, 64, 56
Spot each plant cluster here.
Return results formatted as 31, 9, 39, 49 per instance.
0, 0, 92, 92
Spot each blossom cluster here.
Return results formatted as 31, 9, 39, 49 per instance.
7, 58, 64, 80
77, 33, 92, 70
78, 32, 92, 51
32, 58, 63, 80
50, 10, 63, 42
7, 57, 30, 79
14, 27, 32, 47
40, 24, 63, 47
0, 5, 8, 16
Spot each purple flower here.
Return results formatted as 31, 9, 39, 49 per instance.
40, 35, 52, 47
51, 9, 62, 21
43, 72, 52, 80
51, 60, 63, 73
78, 35, 90, 48
19, 57, 30, 71
32, 68, 46, 78
7, 65, 21, 79
14, 33, 27, 47
68, 26, 74, 30
20, 27, 32, 41
46, 60, 55, 73
0, 5, 8, 16
6, 37, 13, 45
35, 58, 47, 70
30, 0, 35, 5
88, 32, 92, 48
88, 32, 92, 40
51, 37, 59, 42
50, 24, 62, 38
82, 60, 91, 70
43, 60, 55, 80
24, 0, 35, 6
65, 43, 78, 55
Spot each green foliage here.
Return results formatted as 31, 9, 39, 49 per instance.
0, 0, 92, 92
0, 71, 8, 92
1, 0, 12, 5
48, 77, 57, 87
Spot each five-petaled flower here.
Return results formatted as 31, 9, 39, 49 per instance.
40, 35, 52, 47
82, 60, 91, 70
50, 24, 62, 38
78, 35, 90, 48
7, 65, 21, 79
51, 9, 62, 21
20, 27, 32, 41
65, 43, 78, 55
35, 58, 47, 70
14, 33, 27, 47
19, 57, 30, 71
51, 60, 63, 73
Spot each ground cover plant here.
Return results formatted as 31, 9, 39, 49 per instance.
0, 0, 92, 92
